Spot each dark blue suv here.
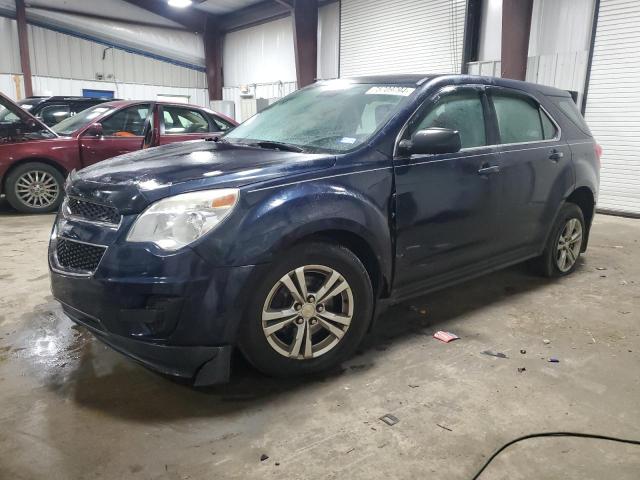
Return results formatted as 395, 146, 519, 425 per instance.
49, 75, 600, 385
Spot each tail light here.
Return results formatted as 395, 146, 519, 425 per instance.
594, 143, 603, 167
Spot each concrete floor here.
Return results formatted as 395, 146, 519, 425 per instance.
0, 198, 639, 480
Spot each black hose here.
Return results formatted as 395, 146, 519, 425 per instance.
470, 431, 640, 480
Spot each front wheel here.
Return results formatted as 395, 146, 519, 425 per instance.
5, 162, 65, 213
533, 203, 585, 277
239, 242, 374, 378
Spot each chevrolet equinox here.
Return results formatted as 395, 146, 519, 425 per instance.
48, 75, 600, 385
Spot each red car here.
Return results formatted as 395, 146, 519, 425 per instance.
0, 93, 237, 213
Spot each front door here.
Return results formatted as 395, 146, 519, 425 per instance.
393, 86, 501, 293
486, 88, 573, 260
79, 103, 151, 166
158, 105, 220, 145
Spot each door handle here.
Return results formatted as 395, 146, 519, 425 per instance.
548, 149, 564, 161
478, 164, 500, 175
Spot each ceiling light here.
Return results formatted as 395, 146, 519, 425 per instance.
168, 0, 192, 8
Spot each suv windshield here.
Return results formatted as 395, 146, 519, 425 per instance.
0, 98, 54, 143
225, 81, 416, 153
52, 104, 116, 136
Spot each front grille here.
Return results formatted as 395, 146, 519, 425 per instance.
56, 238, 106, 272
66, 197, 120, 225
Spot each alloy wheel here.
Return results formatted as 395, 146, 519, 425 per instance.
556, 218, 583, 272
14, 170, 60, 209
262, 264, 354, 360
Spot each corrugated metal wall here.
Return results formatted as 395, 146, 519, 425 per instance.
340, 0, 466, 76
0, 17, 20, 74
0, 17, 208, 104
585, 0, 640, 215
26, 25, 206, 89
222, 2, 340, 121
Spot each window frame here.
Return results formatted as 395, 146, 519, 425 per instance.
159, 104, 213, 135
394, 84, 496, 158
486, 87, 561, 147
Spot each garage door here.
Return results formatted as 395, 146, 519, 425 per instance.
340, 0, 467, 77
585, 0, 640, 215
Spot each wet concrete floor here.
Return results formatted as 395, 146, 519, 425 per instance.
1, 199, 639, 479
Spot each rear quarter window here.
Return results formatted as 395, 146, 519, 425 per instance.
550, 96, 591, 136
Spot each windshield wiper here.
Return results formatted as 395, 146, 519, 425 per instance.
251, 141, 304, 153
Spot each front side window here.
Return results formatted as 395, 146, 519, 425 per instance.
407, 89, 487, 149
225, 81, 416, 153
162, 106, 210, 134
101, 104, 150, 137
492, 92, 557, 144
38, 104, 71, 126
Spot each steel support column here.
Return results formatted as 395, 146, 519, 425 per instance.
292, 0, 318, 88
15, 0, 33, 97
501, 0, 533, 80
204, 18, 223, 102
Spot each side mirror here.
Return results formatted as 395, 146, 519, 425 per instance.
85, 122, 103, 137
399, 127, 461, 155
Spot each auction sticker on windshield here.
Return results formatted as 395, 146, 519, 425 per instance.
365, 86, 415, 96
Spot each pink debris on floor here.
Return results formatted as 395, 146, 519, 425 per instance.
433, 331, 460, 343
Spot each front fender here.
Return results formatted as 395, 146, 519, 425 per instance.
193, 168, 394, 281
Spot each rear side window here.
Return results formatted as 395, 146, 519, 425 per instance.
38, 104, 71, 126
553, 96, 591, 134
163, 106, 210, 134
492, 92, 557, 144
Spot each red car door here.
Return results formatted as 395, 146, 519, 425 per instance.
158, 104, 225, 145
79, 103, 152, 166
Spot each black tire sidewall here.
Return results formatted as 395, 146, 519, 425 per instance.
239, 242, 374, 377
543, 203, 585, 277
5, 162, 65, 214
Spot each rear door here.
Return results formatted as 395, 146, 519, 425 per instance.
393, 85, 501, 292
79, 103, 151, 166
158, 105, 221, 145
487, 88, 573, 260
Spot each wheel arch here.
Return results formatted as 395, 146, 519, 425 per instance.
566, 186, 595, 251
2, 157, 68, 193
287, 228, 390, 300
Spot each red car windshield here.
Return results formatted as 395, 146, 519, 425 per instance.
52, 104, 116, 136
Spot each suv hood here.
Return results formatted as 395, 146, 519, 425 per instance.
67, 140, 336, 212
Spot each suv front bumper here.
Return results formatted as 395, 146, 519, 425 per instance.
49, 216, 266, 385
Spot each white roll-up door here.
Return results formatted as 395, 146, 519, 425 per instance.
585, 0, 640, 215
340, 0, 467, 77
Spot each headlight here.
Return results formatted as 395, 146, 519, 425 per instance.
126, 189, 239, 251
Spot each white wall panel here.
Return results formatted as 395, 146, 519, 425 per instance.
27, 8, 204, 68
340, 0, 466, 76
529, 0, 595, 56
29, 76, 209, 107
0, 73, 23, 99
0, 17, 21, 74
223, 16, 297, 87
318, 2, 340, 79
25, 25, 206, 89
477, 0, 502, 61
585, 0, 640, 215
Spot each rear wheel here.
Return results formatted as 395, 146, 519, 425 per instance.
5, 162, 64, 213
239, 242, 373, 378
533, 203, 585, 277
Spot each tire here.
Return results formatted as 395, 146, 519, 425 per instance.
5, 162, 65, 213
533, 203, 585, 278
239, 241, 374, 378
